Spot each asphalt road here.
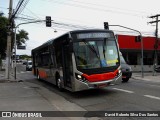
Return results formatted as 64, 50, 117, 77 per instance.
17, 63, 160, 120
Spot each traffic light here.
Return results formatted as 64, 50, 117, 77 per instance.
46, 16, 52, 27
104, 22, 109, 30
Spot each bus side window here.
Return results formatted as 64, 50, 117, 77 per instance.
42, 54, 49, 66
55, 48, 62, 68
50, 47, 56, 67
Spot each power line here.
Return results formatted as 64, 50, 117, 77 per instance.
22, 7, 41, 20
15, 16, 156, 37
12, 0, 25, 19
12, 0, 30, 20
16, 0, 30, 17
66, 0, 150, 15
20, 0, 152, 33
16, 16, 38, 21
16, 16, 93, 29
41, 0, 148, 17
20, 11, 97, 28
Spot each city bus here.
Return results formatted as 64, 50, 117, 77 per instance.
32, 29, 122, 92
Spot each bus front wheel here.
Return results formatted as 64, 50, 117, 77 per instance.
122, 78, 129, 82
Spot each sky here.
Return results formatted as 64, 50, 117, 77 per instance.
1, 0, 160, 55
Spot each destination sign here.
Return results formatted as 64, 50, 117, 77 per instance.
77, 33, 113, 39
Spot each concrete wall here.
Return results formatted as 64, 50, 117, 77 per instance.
2, 60, 6, 70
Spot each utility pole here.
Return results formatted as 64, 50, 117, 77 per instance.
13, 20, 46, 79
149, 14, 160, 76
106, 24, 144, 78
5, 0, 13, 79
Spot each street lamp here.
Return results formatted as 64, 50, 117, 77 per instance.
13, 20, 46, 79
108, 24, 144, 78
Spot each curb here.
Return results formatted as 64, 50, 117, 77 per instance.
132, 76, 160, 83
24, 82, 102, 120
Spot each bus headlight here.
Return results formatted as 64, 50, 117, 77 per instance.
116, 68, 122, 77
77, 74, 82, 79
75, 73, 87, 82
118, 69, 122, 74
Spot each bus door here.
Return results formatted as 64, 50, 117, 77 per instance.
62, 45, 73, 88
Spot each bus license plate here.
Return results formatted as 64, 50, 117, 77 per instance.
97, 84, 107, 88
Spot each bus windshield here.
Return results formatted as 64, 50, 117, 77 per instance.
73, 38, 119, 70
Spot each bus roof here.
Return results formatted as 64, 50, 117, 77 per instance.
32, 29, 114, 52
69, 29, 113, 34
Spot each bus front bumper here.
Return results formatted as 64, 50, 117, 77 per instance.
74, 73, 122, 92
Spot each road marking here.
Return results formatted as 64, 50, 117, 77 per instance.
144, 95, 160, 100
149, 84, 160, 88
112, 88, 134, 93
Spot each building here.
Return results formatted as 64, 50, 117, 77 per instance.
117, 35, 160, 71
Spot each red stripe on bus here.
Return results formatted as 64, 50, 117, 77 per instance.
82, 69, 118, 82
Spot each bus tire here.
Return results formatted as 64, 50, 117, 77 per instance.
122, 78, 129, 82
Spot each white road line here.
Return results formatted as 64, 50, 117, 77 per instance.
149, 85, 160, 88
144, 95, 160, 100
112, 88, 134, 93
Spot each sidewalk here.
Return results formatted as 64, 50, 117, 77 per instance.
0, 70, 99, 120
132, 72, 160, 83
0, 69, 16, 81
0, 70, 5, 80
0, 70, 159, 119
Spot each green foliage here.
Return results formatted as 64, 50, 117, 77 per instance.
0, 12, 29, 58
16, 29, 29, 46
19, 54, 31, 60
0, 14, 8, 58
0, 12, 4, 16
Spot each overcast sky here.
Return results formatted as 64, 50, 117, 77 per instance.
1, 0, 160, 55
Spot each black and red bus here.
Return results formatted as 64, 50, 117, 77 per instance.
32, 29, 122, 92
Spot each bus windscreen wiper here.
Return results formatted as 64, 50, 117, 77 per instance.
82, 39, 100, 60
103, 38, 107, 59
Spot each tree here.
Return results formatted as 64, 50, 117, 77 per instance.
0, 13, 8, 59
0, 13, 29, 57
16, 29, 29, 46
0, 12, 8, 70
0, 12, 29, 70
19, 54, 31, 60
0, 12, 4, 16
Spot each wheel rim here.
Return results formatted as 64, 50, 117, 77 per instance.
37, 74, 40, 79
57, 78, 61, 88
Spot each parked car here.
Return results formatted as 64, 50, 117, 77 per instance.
23, 61, 27, 65
120, 53, 132, 82
26, 61, 32, 71
155, 66, 160, 72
